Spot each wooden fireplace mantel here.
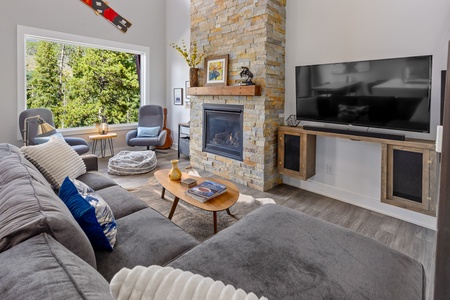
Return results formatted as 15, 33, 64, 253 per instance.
187, 85, 261, 96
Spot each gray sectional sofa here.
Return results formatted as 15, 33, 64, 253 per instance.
0, 143, 425, 299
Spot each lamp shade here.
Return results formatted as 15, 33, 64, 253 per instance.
37, 119, 55, 135
23, 115, 56, 146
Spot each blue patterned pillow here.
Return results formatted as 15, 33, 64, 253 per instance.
59, 177, 117, 251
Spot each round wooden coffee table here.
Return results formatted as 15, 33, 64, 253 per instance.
154, 169, 239, 234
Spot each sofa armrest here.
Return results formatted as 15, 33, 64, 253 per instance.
81, 154, 98, 171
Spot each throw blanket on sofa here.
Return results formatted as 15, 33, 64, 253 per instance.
110, 265, 267, 300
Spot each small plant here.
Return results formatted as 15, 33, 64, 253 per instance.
169, 40, 204, 68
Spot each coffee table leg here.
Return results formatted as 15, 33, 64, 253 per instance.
213, 211, 217, 234
161, 187, 166, 199
226, 208, 232, 215
168, 197, 179, 220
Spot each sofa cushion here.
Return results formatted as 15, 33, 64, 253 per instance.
0, 143, 96, 268
21, 137, 86, 189
0, 233, 111, 300
95, 208, 199, 282
169, 204, 424, 300
77, 170, 118, 191
95, 185, 149, 219
59, 177, 117, 251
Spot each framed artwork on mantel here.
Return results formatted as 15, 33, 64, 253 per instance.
204, 54, 228, 86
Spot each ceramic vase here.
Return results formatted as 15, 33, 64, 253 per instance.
189, 68, 199, 87
168, 159, 182, 181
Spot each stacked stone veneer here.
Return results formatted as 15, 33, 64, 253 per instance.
189, 0, 286, 191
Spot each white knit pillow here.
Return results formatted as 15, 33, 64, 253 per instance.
110, 265, 267, 300
21, 137, 86, 189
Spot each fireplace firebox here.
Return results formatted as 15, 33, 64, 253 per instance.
203, 104, 244, 161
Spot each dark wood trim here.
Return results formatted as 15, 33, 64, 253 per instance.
434, 41, 450, 299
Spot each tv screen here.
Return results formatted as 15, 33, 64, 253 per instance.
295, 55, 432, 133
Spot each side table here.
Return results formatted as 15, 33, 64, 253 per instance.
178, 122, 190, 158
88, 132, 117, 158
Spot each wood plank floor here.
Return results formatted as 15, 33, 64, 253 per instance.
98, 149, 436, 299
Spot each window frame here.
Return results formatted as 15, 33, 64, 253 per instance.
17, 25, 149, 137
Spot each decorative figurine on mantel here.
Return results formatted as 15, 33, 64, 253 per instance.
239, 67, 254, 86
286, 114, 300, 127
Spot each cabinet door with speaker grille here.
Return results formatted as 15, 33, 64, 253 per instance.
381, 144, 437, 216
278, 127, 316, 180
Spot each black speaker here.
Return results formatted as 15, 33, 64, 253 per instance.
392, 149, 423, 202
283, 134, 300, 172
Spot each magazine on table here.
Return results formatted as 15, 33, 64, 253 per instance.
185, 180, 227, 202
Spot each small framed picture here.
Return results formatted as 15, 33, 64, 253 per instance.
174, 88, 183, 105
204, 54, 228, 86
185, 81, 190, 100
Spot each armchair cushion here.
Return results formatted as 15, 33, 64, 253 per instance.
127, 130, 167, 148
137, 126, 160, 137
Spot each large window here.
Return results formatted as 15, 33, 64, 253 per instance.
18, 26, 149, 133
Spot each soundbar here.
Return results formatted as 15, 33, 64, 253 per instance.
302, 126, 406, 141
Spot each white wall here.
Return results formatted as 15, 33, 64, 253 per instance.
285, 0, 450, 229
165, 0, 191, 149
0, 0, 166, 150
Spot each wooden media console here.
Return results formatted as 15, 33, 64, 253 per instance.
278, 126, 438, 216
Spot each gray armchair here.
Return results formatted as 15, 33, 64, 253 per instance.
19, 108, 89, 155
126, 105, 167, 150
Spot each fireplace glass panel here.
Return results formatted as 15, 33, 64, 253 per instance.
203, 104, 243, 161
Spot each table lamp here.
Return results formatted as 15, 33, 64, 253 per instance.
23, 115, 55, 146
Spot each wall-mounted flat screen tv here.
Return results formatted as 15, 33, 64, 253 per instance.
295, 55, 432, 133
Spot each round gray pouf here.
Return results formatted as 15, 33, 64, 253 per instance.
108, 150, 157, 175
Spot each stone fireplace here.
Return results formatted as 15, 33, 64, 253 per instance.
189, 0, 286, 191
203, 104, 243, 161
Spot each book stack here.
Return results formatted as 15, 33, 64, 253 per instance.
185, 180, 227, 202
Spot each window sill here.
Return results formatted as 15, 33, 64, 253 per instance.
58, 123, 137, 136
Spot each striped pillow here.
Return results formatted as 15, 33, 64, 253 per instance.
21, 137, 86, 189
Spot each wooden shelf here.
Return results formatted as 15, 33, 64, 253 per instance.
188, 85, 261, 96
